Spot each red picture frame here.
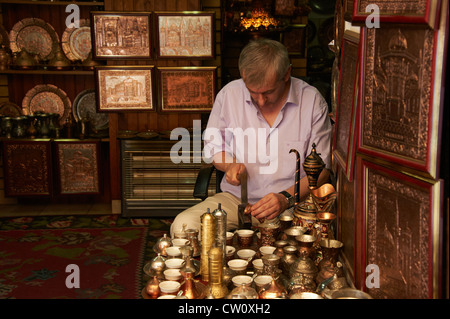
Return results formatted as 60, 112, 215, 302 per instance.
357, 7, 448, 179
356, 156, 443, 298
157, 66, 217, 112
95, 66, 155, 112
352, 0, 441, 29
154, 11, 215, 59
332, 30, 361, 182
91, 11, 152, 59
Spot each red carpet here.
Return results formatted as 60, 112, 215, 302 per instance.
0, 215, 172, 299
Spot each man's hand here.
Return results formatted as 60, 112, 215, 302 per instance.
248, 192, 288, 222
225, 163, 246, 186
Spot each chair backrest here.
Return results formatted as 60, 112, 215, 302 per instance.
193, 165, 224, 201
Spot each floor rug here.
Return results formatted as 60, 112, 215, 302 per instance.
0, 215, 172, 299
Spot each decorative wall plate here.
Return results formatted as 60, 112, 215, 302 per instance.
9, 18, 59, 61
62, 18, 92, 61
22, 84, 71, 126
73, 89, 108, 131
0, 101, 22, 117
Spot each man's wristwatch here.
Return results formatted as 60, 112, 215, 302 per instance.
279, 191, 295, 208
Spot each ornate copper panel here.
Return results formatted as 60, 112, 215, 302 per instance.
360, 158, 442, 298
55, 141, 100, 195
359, 24, 441, 177
2, 140, 52, 196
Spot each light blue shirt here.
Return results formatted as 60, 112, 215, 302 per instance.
203, 77, 332, 204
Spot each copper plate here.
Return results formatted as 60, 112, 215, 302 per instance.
73, 89, 108, 131
22, 84, 71, 126
136, 131, 159, 139
0, 101, 22, 117
9, 18, 59, 61
62, 18, 91, 62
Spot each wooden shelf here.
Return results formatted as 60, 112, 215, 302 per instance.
0, 1, 104, 6
0, 69, 94, 75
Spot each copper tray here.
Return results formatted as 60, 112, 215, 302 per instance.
0, 101, 22, 117
61, 18, 91, 62
22, 84, 71, 126
72, 89, 108, 131
9, 18, 59, 61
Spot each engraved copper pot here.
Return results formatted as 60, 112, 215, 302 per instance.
154, 233, 172, 256
185, 228, 201, 257
14, 49, 37, 70
288, 274, 317, 295
318, 239, 343, 270
143, 253, 166, 280
290, 255, 318, 280
48, 44, 72, 71
295, 234, 317, 259
273, 240, 288, 258
302, 143, 325, 189
316, 212, 336, 238
145, 273, 161, 299
281, 245, 298, 276
180, 271, 201, 299
283, 226, 307, 245
258, 277, 287, 299
293, 202, 317, 231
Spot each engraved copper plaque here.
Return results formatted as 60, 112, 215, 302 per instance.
352, 0, 440, 28
359, 158, 442, 298
95, 66, 155, 112
158, 67, 216, 112
55, 141, 100, 194
358, 21, 446, 178
333, 31, 360, 181
2, 140, 52, 196
155, 12, 215, 59
91, 12, 151, 59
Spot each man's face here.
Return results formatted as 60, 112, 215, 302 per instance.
244, 69, 290, 110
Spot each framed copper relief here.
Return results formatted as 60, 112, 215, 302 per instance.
54, 141, 100, 195
357, 17, 447, 179
158, 67, 216, 112
352, 0, 441, 28
91, 12, 152, 59
281, 25, 307, 57
95, 66, 155, 112
154, 11, 215, 59
357, 157, 443, 298
2, 140, 52, 196
332, 30, 361, 182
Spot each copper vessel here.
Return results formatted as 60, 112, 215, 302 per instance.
273, 240, 288, 258
295, 234, 317, 259
258, 218, 281, 247
281, 245, 297, 276
13, 49, 37, 70
290, 255, 318, 279
302, 143, 325, 189
318, 239, 343, 270
208, 244, 228, 299
145, 272, 161, 299
154, 234, 172, 256
316, 212, 336, 238
180, 271, 201, 299
212, 203, 227, 265
48, 43, 72, 71
283, 226, 307, 245
293, 202, 317, 231
279, 215, 293, 235
200, 208, 216, 281
185, 228, 201, 257
310, 183, 338, 213
143, 253, 166, 280
288, 274, 317, 294
259, 277, 287, 299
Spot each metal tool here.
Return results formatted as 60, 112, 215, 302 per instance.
237, 171, 252, 229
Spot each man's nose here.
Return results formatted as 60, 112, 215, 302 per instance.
256, 94, 266, 106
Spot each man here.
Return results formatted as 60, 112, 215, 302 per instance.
170, 38, 332, 236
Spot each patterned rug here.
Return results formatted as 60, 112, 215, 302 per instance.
0, 215, 172, 299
